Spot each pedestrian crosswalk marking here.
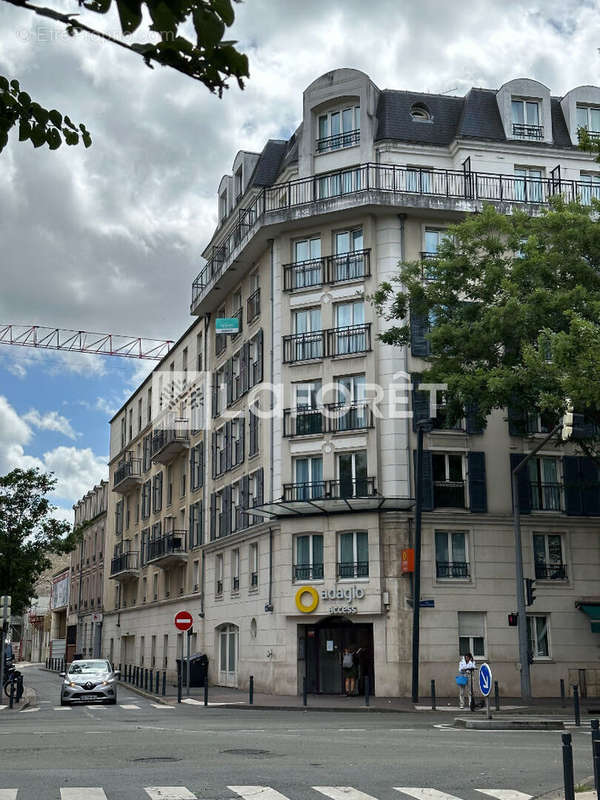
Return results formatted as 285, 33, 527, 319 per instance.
119, 704, 140, 710
315, 787, 379, 800
476, 792, 533, 800
60, 789, 108, 800
151, 703, 175, 709
229, 786, 292, 800
20, 707, 39, 713
396, 789, 464, 800
145, 788, 197, 799
0, 790, 17, 800
0, 706, 7, 712
53, 706, 72, 711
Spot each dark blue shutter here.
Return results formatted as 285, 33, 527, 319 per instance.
212, 372, 219, 418
411, 373, 430, 432
563, 456, 583, 515
582, 457, 600, 516
190, 447, 196, 490
241, 341, 250, 393
510, 453, 531, 514
211, 432, 217, 479
189, 503, 195, 547
249, 409, 258, 456
413, 449, 434, 511
239, 418, 245, 464
256, 329, 264, 383
465, 402, 484, 435
225, 421, 232, 471
210, 493, 216, 541
240, 474, 250, 529
507, 406, 525, 436
468, 452, 487, 513
198, 441, 204, 488
256, 467, 264, 523
225, 358, 233, 407
223, 485, 232, 537
410, 309, 430, 357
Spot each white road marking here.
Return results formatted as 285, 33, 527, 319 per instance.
20, 707, 40, 713
181, 698, 244, 706
60, 789, 108, 800
395, 789, 464, 800
53, 706, 72, 711
314, 788, 379, 800
119, 704, 141, 710
145, 789, 196, 799
336, 728, 366, 732
476, 792, 533, 800
229, 786, 292, 800
151, 703, 174, 709
0, 791, 18, 800
0, 705, 7, 711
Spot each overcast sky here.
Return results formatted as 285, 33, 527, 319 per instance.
0, 0, 599, 520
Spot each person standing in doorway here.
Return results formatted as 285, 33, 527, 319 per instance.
457, 651, 476, 709
342, 646, 361, 696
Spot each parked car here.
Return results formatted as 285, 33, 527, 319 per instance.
60, 659, 120, 705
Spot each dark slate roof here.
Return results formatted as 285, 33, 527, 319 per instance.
251, 139, 288, 186
550, 97, 572, 148
375, 90, 464, 145
457, 89, 505, 140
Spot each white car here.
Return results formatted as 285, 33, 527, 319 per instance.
60, 659, 120, 705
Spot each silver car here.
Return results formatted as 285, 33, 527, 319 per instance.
60, 659, 120, 705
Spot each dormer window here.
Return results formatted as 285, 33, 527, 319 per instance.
511, 98, 543, 139
234, 166, 243, 202
410, 103, 431, 122
316, 105, 360, 153
576, 105, 600, 141
219, 189, 228, 222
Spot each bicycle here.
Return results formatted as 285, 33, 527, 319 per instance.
3, 669, 24, 702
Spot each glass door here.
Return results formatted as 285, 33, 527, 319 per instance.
337, 451, 368, 498
218, 624, 238, 687
334, 229, 364, 281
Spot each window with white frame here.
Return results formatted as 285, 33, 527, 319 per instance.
511, 98, 542, 138
458, 611, 486, 658
216, 553, 224, 596
232, 417, 244, 467
514, 166, 545, 203
423, 228, 448, 257
249, 542, 258, 588
576, 105, 600, 135
527, 614, 550, 658
333, 228, 365, 281
334, 300, 366, 355
435, 530, 470, 579
292, 381, 323, 436
580, 172, 600, 205
290, 237, 322, 289
432, 453, 466, 509
406, 165, 433, 193
294, 533, 324, 581
232, 548, 240, 592
533, 533, 566, 580
317, 105, 360, 152
192, 560, 199, 591
317, 168, 362, 199
337, 530, 368, 579
293, 455, 324, 500
527, 456, 561, 511
291, 308, 323, 361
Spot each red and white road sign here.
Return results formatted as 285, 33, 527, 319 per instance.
174, 610, 194, 631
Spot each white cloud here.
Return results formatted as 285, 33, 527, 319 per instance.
23, 409, 78, 440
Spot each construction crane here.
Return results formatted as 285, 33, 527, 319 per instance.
0, 324, 173, 361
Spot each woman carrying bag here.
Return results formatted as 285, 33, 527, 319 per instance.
456, 652, 476, 709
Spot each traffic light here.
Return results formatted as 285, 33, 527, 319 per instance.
508, 613, 518, 626
562, 408, 586, 440
0, 596, 11, 620
525, 578, 536, 607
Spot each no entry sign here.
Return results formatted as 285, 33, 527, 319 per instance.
174, 610, 193, 632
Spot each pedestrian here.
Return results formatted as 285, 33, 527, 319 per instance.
457, 651, 476, 709
342, 646, 360, 696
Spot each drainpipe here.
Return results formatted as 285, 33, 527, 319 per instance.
200, 551, 205, 618
265, 527, 273, 613
269, 238, 275, 504
77, 535, 84, 656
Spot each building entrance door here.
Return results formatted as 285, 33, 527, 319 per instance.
218, 624, 238, 687
300, 617, 374, 695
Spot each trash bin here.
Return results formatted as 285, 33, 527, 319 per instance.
177, 653, 208, 687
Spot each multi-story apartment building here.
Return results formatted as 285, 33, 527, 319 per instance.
68, 481, 108, 661
103, 69, 600, 698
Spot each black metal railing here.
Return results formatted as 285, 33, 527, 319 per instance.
282, 331, 325, 363
327, 323, 371, 357
283, 481, 327, 502
114, 459, 141, 487
316, 129, 360, 152
110, 551, 139, 575
436, 561, 470, 579
283, 250, 370, 291
293, 564, 324, 581
283, 402, 373, 436
337, 561, 369, 578
433, 481, 466, 508
231, 307, 243, 339
329, 477, 376, 499
512, 122, 544, 139
328, 250, 370, 283
151, 427, 189, 458
530, 481, 562, 511
247, 288, 260, 322
283, 257, 326, 291
146, 531, 187, 562
283, 407, 324, 437
251, 571, 258, 587
233, 576, 240, 591
578, 129, 600, 142
535, 562, 567, 580
192, 161, 600, 309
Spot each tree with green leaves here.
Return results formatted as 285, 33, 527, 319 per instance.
372, 198, 600, 451
0, 0, 249, 153
0, 468, 85, 615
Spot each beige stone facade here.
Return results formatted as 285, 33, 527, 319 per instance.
102, 69, 600, 698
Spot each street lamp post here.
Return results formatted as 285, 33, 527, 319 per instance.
412, 418, 433, 704
512, 422, 562, 702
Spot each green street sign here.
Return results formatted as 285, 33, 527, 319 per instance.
215, 318, 240, 334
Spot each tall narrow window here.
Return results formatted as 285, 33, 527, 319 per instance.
435, 531, 469, 579
337, 531, 368, 578
294, 456, 323, 500
333, 229, 365, 281
232, 548, 240, 592
294, 534, 323, 581
458, 611, 486, 658
533, 533, 566, 580
337, 451, 368, 498
249, 542, 258, 588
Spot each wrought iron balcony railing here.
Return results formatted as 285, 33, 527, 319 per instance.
327, 323, 371, 357
436, 561, 470, 579
283, 481, 327, 502
283, 407, 324, 437
316, 129, 360, 153
231, 307, 243, 339
282, 324, 371, 364
282, 331, 325, 363
114, 458, 142, 488
328, 477, 377, 499
512, 122, 544, 139
283, 257, 326, 291
530, 481, 562, 511
337, 561, 369, 579
535, 562, 567, 580
283, 402, 373, 437
151, 427, 190, 462
293, 564, 324, 581
110, 551, 139, 576
146, 531, 187, 562
282, 477, 377, 502
283, 250, 370, 291
433, 480, 466, 509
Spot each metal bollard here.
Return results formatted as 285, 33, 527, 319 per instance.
561, 678, 566, 707
128, 665, 132, 683
573, 684, 581, 727
155, 671, 159, 694
494, 680, 500, 712
249, 675, 254, 705
8, 674, 15, 709
562, 732, 575, 800
204, 680, 208, 707
430, 679, 436, 710
302, 676, 307, 707
144, 668, 148, 691
592, 719, 600, 794
177, 670, 182, 703
162, 671, 166, 697
365, 675, 370, 707
119, 663, 122, 675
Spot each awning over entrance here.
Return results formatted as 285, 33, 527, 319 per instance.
251, 496, 415, 518
576, 602, 600, 633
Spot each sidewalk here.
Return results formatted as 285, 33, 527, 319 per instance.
122, 679, 600, 715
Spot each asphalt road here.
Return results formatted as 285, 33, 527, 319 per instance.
0, 665, 594, 800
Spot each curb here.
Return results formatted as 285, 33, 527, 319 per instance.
532, 775, 594, 800
11, 686, 36, 712
119, 682, 171, 705
454, 716, 564, 730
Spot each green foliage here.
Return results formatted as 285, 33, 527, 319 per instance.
0, 77, 91, 154
0, 468, 85, 615
373, 199, 600, 447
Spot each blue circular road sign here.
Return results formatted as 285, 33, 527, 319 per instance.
479, 662, 492, 697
